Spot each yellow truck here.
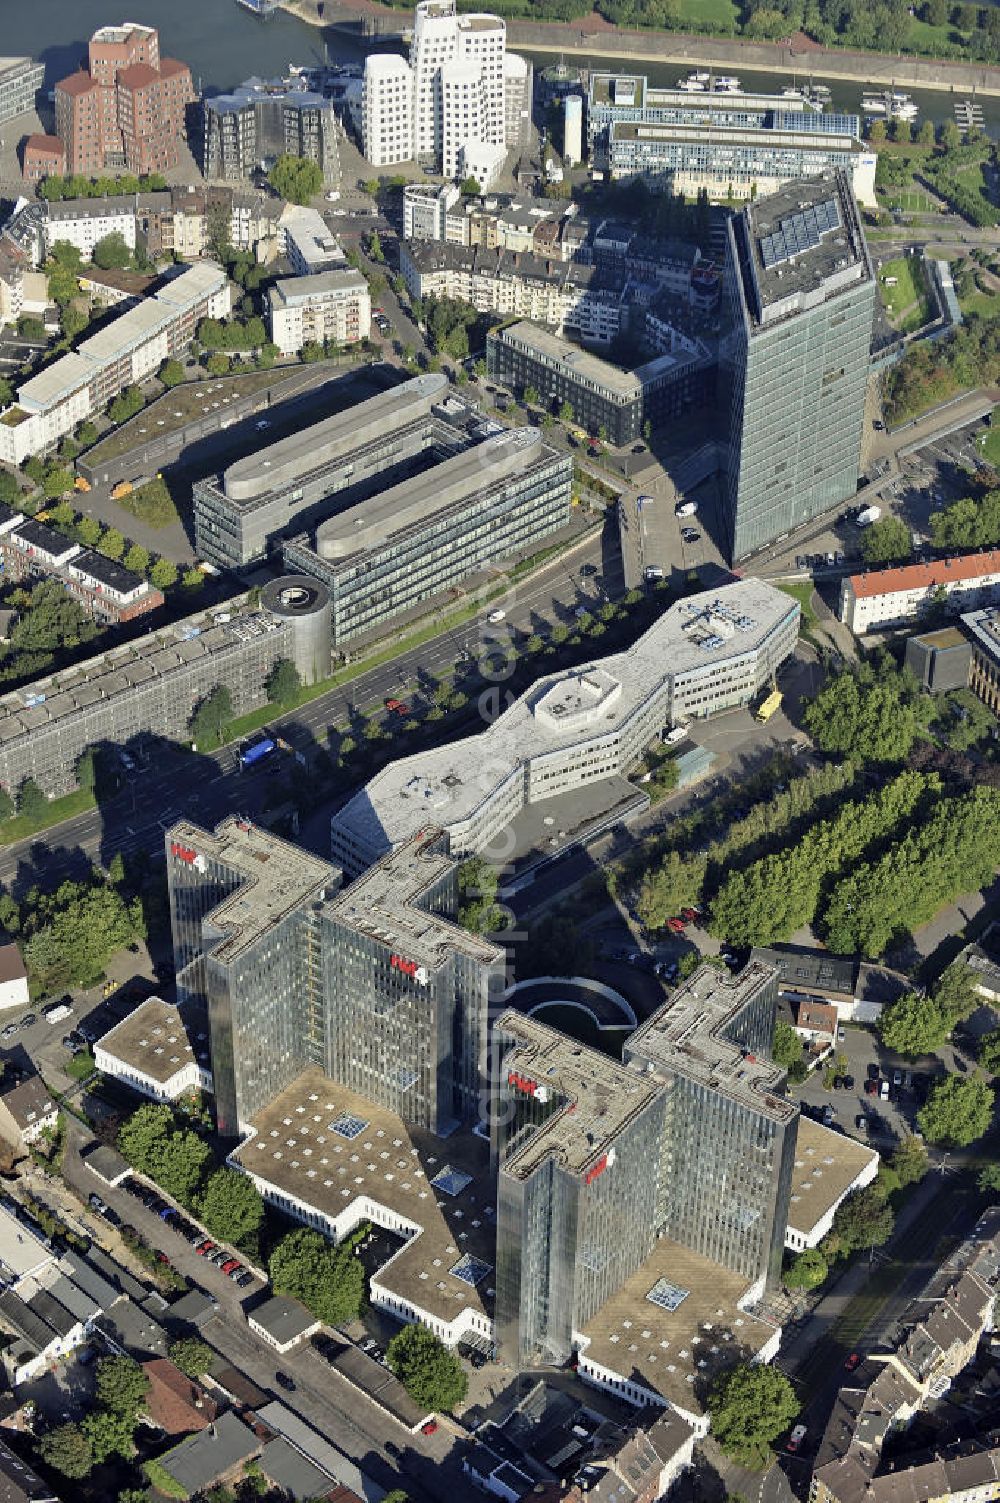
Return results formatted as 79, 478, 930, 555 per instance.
110, 480, 133, 500
74, 476, 91, 493
756, 689, 782, 723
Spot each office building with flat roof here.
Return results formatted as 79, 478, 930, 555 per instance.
169, 819, 503, 1137
0, 262, 231, 465
784, 1117, 879, 1253
202, 79, 336, 183
840, 550, 1000, 635
721, 171, 875, 561
94, 998, 213, 1103
962, 605, 1000, 716
0, 57, 45, 125
0, 579, 328, 798
331, 579, 799, 877
623, 960, 797, 1296
486, 319, 713, 446
267, 269, 371, 356
587, 74, 875, 206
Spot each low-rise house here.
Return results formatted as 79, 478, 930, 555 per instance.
562, 1409, 696, 1503
751, 945, 907, 1024
247, 1296, 319, 1354
0, 945, 28, 1014
0, 1434, 59, 1503
0, 1073, 59, 1152
142, 1357, 219, 1436
794, 999, 838, 1050
155, 1411, 261, 1498
839, 551, 1000, 636
784, 1118, 879, 1253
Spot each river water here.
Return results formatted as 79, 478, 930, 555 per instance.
7, 1, 996, 128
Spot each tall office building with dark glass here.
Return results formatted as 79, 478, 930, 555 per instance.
721, 170, 875, 562
166, 818, 504, 1138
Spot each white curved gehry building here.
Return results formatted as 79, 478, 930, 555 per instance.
330, 578, 800, 876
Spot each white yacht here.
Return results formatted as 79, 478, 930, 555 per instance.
678, 71, 710, 91
713, 75, 743, 92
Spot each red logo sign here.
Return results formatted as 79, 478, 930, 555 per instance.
584, 1153, 608, 1186
507, 1071, 538, 1098
391, 954, 418, 978
171, 842, 197, 864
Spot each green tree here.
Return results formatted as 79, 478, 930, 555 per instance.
189, 684, 233, 750
181, 567, 205, 591
124, 543, 150, 575
269, 1227, 365, 1327
918, 1072, 994, 1146
197, 1168, 264, 1251
934, 961, 979, 1028
24, 881, 143, 992
977, 1161, 1000, 1193
97, 527, 126, 561
386, 1323, 468, 1412
559, 401, 574, 423
979, 1029, 1000, 1075
158, 358, 185, 388
18, 315, 45, 340
459, 176, 481, 197
77, 420, 98, 447
784, 1246, 828, 1289
108, 385, 144, 425
118, 1102, 173, 1168
918, 119, 936, 147
76, 516, 102, 547
636, 851, 706, 930
205, 351, 230, 377
879, 992, 950, 1057
82, 1406, 136, 1464
150, 558, 178, 591
0, 471, 20, 504
95, 1355, 150, 1416
707, 1362, 800, 1469
43, 466, 74, 500
92, 232, 132, 270
16, 778, 47, 822
269, 155, 323, 205
265, 658, 302, 706
0, 791, 14, 824
38, 1423, 93, 1479
830, 1182, 894, 1255
61, 302, 89, 340
772, 1020, 804, 1071
804, 658, 932, 763
891, 1134, 929, 1188
168, 1336, 215, 1379
861, 516, 912, 565
300, 340, 324, 363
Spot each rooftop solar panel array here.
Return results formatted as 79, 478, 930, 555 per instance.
759, 196, 841, 271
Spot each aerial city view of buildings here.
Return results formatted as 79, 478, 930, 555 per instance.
0, 2, 999, 1502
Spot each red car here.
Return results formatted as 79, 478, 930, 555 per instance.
196, 1240, 215, 1256
844, 1352, 861, 1372
421, 1420, 438, 1436
220, 1258, 240, 1275
666, 917, 686, 934
680, 907, 702, 924
384, 698, 410, 716
865, 1078, 878, 1095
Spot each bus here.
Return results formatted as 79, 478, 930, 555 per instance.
756, 690, 782, 723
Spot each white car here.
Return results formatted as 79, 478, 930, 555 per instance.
644, 566, 664, 581
487, 609, 506, 624
675, 500, 698, 517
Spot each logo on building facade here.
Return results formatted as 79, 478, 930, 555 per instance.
390, 953, 429, 986
171, 842, 207, 873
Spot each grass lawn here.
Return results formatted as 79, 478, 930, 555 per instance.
977, 417, 1000, 468
776, 580, 818, 634
675, 0, 739, 23
0, 787, 96, 847
65, 1049, 96, 1082
954, 160, 996, 221
114, 475, 181, 529
877, 255, 933, 332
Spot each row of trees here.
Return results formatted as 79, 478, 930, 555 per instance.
929, 487, 1000, 552
708, 770, 932, 948
118, 1102, 266, 1254
822, 786, 1000, 955
803, 656, 934, 764
879, 961, 982, 1056
39, 171, 166, 203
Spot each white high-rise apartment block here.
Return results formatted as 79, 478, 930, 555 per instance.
362, 54, 414, 166
362, 0, 508, 176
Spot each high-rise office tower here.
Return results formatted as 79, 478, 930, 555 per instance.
492, 961, 799, 1369
721, 170, 875, 561
167, 819, 504, 1138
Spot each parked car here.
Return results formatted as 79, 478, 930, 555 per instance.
421, 1420, 439, 1436
844, 1352, 862, 1372
787, 1426, 807, 1453
680, 908, 701, 923
855, 1115, 869, 1132
384, 698, 409, 716
20, 1014, 36, 1028
196, 1240, 215, 1256
865, 1078, 879, 1095
275, 1372, 296, 1392
843, 1075, 855, 1090
221, 1258, 240, 1275
879, 1080, 890, 1100
88, 1194, 109, 1216
487, 608, 506, 624
235, 1271, 254, 1288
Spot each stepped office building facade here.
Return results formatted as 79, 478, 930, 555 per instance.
331, 579, 800, 877
493, 960, 798, 1371
721, 171, 875, 561
168, 819, 505, 1137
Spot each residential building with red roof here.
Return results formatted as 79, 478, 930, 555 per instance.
53, 23, 193, 178
839, 550, 1000, 635
142, 1358, 218, 1437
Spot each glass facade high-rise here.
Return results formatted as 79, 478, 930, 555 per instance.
166, 818, 505, 1138
721, 170, 876, 562
492, 962, 799, 1371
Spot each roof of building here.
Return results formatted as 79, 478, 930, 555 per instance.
248, 1295, 318, 1346
787, 1118, 879, 1240
259, 1436, 338, 1502
95, 997, 210, 1085
142, 1357, 218, 1434
796, 1000, 838, 1033
23, 136, 63, 158
0, 1437, 58, 1503
496, 1010, 663, 1182
230, 1066, 497, 1328
494, 320, 642, 399
69, 549, 149, 598
0, 1075, 57, 1135
10, 518, 78, 559
317, 1338, 427, 1428
0, 946, 25, 986
909, 625, 968, 651
269, 269, 368, 310
117, 62, 162, 91
962, 604, 1000, 664
55, 70, 100, 98
254, 1402, 379, 1503
625, 960, 795, 1124
92, 1294, 169, 1360
160, 1411, 260, 1495
78, 266, 156, 297
165, 819, 336, 966
848, 550, 1000, 600
0, 1207, 52, 1283
752, 945, 859, 1000
221, 372, 446, 503
47, 195, 137, 220
324, 828, 503, 973
733, 170, 872, 328
333, 580, 798, 861
579, 1233, 776, 1414
81, 1142, 131, 1185
314, 424, 550, 562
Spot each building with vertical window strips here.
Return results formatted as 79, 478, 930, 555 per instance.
267, 270, 371, 356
